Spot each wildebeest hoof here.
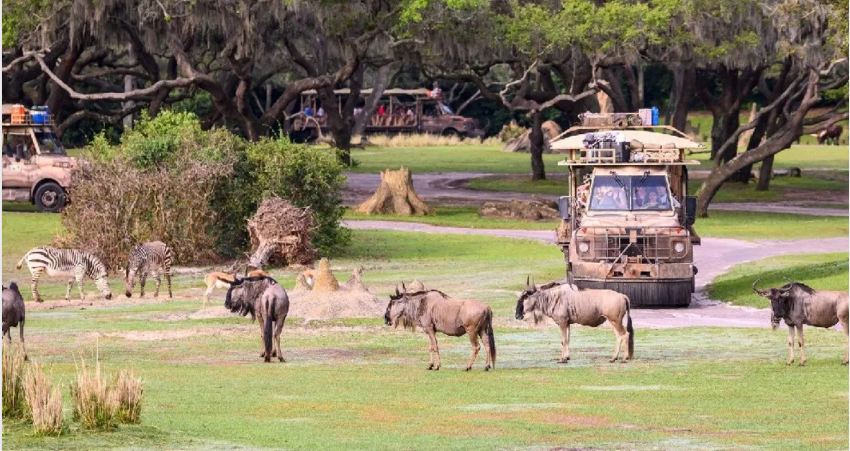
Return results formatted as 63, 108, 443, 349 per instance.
464, 366, 471, 371
427, 364, 434, 370
125, 292, 132, 298
279, 357, 286, 363
260, 352, 266, 358
484, 365, 491, 371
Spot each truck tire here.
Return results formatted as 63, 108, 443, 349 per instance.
441, 128, 458, 137
34, 182, 66, 213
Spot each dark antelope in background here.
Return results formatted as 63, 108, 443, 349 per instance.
225, 276, 290, 363
515, 278, 633, 363
385, 285, 495, 371
3, 283, 27, 360
753, 278, 849, 365
123, 241, 174, 299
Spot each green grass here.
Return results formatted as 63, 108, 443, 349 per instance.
349, 145, 569, 174
4, 211, 849, 450
709, 253, 849, 308
696, 211, 849, 239
344, 206, 558, 230
691, 145, 850, 171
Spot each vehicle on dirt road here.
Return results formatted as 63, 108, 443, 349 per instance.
292, 88, 485, 140
2, 104, 76, 212
551, 116, 702, 307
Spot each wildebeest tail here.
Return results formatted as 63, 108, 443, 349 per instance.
625, 296, 634, 357
486, 308, 496, 368
263, 298, 275, 362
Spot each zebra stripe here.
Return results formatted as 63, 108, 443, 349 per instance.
16, 247, 112, 302
125, 241, 174, 299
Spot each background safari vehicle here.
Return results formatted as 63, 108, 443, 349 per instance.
293, 88, 485, 139
2, 104, 76, 212
552, 117, 702, 308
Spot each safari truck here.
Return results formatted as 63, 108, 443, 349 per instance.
550, 114, 702, 307
292, 88, 485, 139
2, 104, 76, 212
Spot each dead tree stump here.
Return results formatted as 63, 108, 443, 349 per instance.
356, 166, 432, 216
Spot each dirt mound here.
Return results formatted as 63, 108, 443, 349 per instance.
502, 121, 562, 153
478, 198, 560, 221
288, 264, 385, 321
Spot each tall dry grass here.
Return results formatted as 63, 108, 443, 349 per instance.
3, 344, 27, 419
70, 356, 116, 431
23, 363, 64, 436
112, 369, 143, 424
361, 134, 500, 148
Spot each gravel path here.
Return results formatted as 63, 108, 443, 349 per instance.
345, 171, 848, 216
344, 220, 849, 328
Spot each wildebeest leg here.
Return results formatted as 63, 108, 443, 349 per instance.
257, 310, 267, 358
465, 329, 481, 371
65, 279, 74, 300
425, 329, 439, 370
152, 271, 161, 298
786, 325, 795, 365
275, 317, 286, 362
478, 329, 491, 370
19, 320, 27, 361
558, 323, 571, 363
796, 325, 806, 366
609, 318, 628, 363
842, 319, 849, 365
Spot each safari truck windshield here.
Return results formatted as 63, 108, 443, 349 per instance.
588, 174, 673, 212
33, 130, 66, 155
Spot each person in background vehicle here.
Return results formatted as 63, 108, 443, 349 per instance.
406, 107, 414, 116
377, 104, 386, 116
304, 106, 313, 117
316, 106, 325, 117
633, 186, 648, 209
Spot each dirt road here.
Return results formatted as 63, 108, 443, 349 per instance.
344, 220, 849, 328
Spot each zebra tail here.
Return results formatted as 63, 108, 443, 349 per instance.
16, 252, 29, 270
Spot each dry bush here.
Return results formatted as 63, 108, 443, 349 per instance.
364, 133, 498, 147
58, 150, 233, 269
23, 363, 64, 436
247, 197, 316, 268
112, 370, 143, 424
3, 344, 27, 419
498, 121, 527, 143
70, 356, 116, 431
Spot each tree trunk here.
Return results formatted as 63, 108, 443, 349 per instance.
736, 107, 768, 184
756, 154, 775, 191
356, 167, 432, 215
352, 64, 391, 137
671, 66, 695, 132
529, 111, 546, 181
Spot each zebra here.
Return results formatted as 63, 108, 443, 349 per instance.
16, 247, 113, 302
122, 241, 174, 299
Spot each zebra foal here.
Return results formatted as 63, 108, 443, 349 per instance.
16, 247, 113, 302
123, 241, 174, 299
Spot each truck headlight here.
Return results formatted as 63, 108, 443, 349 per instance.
578, 242, 589, 253
673, 242, 685, 254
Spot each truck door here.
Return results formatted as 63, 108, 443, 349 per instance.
2, 131, 37, 188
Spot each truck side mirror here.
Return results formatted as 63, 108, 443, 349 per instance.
685, 196, 697, 225
558, 196, 572, 220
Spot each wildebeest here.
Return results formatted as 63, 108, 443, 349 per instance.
753, 278, 849, 365
384, 285, 495, 371
515, 278, 633, 363
225, 275, 290, 362
3, 282, 28, 360
816, 124, 843, 145
202, 269, 269, 306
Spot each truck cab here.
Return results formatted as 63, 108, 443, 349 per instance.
552, 121, 702, 307
2, 105, 76, 212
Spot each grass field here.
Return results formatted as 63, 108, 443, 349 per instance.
3, 210, 849, 450
709, 253, 849, 308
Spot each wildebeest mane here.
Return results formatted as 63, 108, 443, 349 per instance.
782, 282, 816, 294
405, 289, 448, 298
225, 277, 276, 320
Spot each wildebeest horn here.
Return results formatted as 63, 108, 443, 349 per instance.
783, 276, 797, 285
395, 284, 400, 296
751, 278, 769, 297
402, 281, 407, 292
526, 275, 530, 286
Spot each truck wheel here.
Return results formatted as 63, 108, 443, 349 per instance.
441, 128, 458, 137
34, 183, 66, 213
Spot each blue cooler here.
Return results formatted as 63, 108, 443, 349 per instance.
651, 107, 659, 126
31, 106, 49, 124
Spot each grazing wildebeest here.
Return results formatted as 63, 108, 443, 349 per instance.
225, 275, 290, 363
817, 124, 843, 145
384, 285, 495, 371
3, 282, 28, 360
515, 277, 633, 363
753, 278, 849, 365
